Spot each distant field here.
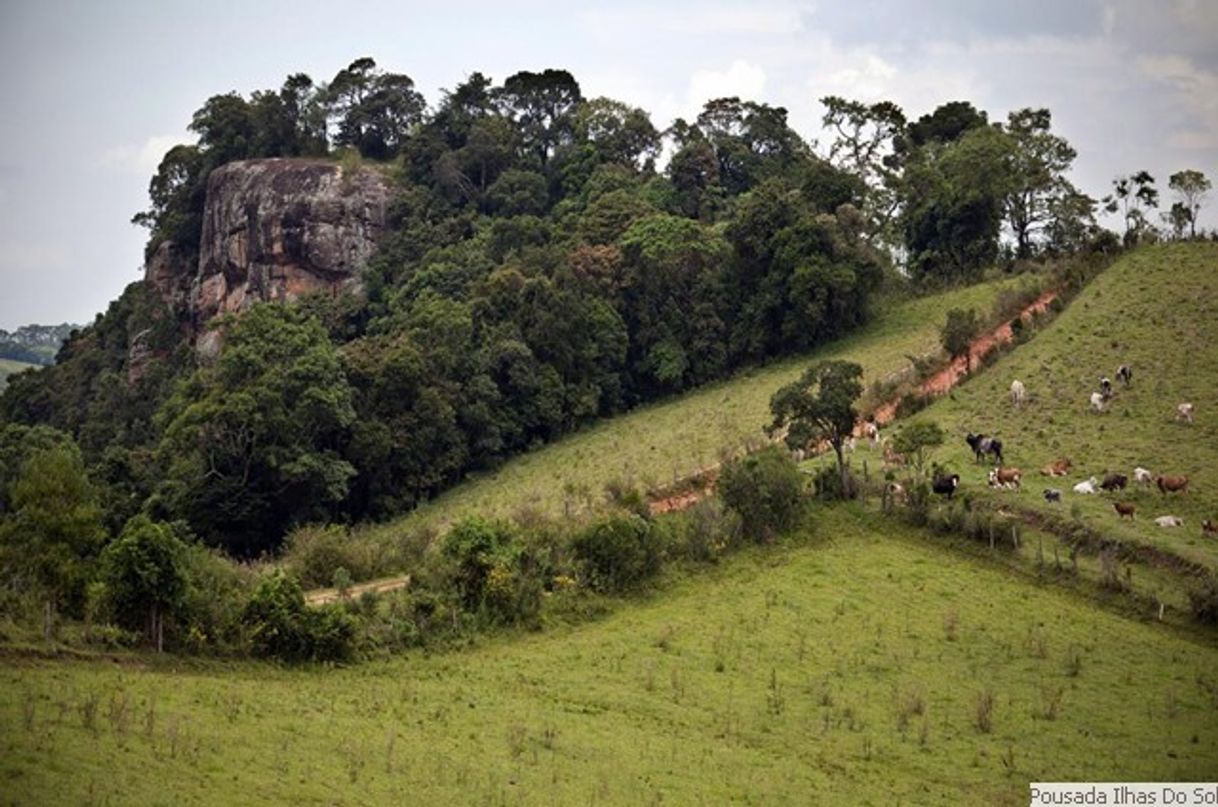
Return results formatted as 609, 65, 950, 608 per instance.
4, 508, 1215, 805
898, 243, 1218, 569
362, 275, 1030, 541
0, 358, 38, 390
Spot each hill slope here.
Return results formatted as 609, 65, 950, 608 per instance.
4, 508, 1216, 805
901, 243, 1218, 569
0, 358, 39, 391
357, 275, 1029, 542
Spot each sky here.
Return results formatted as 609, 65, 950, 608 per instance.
0, 0, 1215, 330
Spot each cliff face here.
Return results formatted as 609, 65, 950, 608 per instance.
146, 158, 392, 357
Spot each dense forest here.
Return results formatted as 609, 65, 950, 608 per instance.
0, 57, 1142, 571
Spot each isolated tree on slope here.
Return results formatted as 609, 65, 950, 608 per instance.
1168, 169, 1211, 239
769, 360, 863, 496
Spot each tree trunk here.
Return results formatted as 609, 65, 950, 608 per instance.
834, 442, 848, 499
43, 599, 53, 643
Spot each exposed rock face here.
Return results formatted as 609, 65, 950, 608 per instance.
193, 158, 391, 323
145, 158, 392, 357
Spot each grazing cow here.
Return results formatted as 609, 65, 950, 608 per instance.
1090, 392, 1105, 413
1100, 473, 1128, 492
1116, 364, 1132, 387
966, 433, 1004, 465
932, 474, 960, 500
1043, 488, 1062, 503
1133, 467, 1153, 486
1156, 475, 1189, 496
1176, 403, 1194, 423
1099, 376, 1113, 400
1112, 501, 1136, 520
862, 420, 880, 445
988, 467, 1022, 489
1040, 458, 1072, 477
1202, 519, 1217, 535
1154, 515, 1184, 528
1010, 379, 1026, 407
1073, 477, 1099, 494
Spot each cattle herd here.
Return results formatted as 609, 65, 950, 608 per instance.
914, 363, 1213, 536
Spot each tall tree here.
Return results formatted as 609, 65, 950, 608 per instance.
0, 444, 106, 639
1002, 108, 1079, 258
1103, 171, 1158, 245
819, 96, 906, 245
100, 515, 188, 652
326, 57, 425, 159
575, 97, 661, 170
496, 69, 582, 167
941, 307, 980, 373
155, 305, 356, 555
1168, 169, 1211, 239
769, 360, 864, 496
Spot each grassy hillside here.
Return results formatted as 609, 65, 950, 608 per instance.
899, 243, 1218, 569
4, 508, 1216, 805
361, 275, 1029, 541
0, 358, 38, 391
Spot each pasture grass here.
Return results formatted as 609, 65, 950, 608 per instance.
4, 506, 1217, 805
896, 243, 1218, 570
0, 358, 39, 391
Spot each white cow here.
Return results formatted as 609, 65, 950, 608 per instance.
1089, 392, 1105, 413
1133, 467, 1153, 486
1155, 515, 1184, 528
1176, 403, 1194, 423
1010, 379, 1026, 407
862, 421, 880, 446
1073, 476, 1099, 494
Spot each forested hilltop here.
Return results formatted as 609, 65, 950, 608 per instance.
0, 57, 1134, 568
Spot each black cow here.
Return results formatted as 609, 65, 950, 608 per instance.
1099, 376, 1113, 400
966, 433, 1004, 465
932, 474, 960, 500
1116, 364, 1132, 387
1100, 473, 1128, 492
1043, 488, 1062, 503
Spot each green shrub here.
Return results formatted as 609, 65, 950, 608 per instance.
283, 525, 374, 589
242, 570, 356, 663
572, 515, 661, 593
1188, 577, 1218, 625
668, 498, 740, 563
717, 446, 804, 541
441, 518, 543, 625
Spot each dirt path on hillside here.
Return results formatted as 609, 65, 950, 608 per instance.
869, 289, 1057, 426
647, 288, 1059, 515
305, 574, 410, 606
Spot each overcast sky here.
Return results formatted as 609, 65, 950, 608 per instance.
1, 0, 1215, 330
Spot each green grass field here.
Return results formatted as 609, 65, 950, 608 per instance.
3, 508, 1216, 805
0, 358, 38, 391
896, 243, 1218, 569
359, 275, 1031, 543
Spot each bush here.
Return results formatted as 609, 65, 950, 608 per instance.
283, 525, 375, 589
812, 464, 856, 501
717, 447, 804, 541
441, 518, 542, 625
667, 498, 740, 563
1188, 577, 1218, 625
242, 570, 356, 663
572, 515, 661, 593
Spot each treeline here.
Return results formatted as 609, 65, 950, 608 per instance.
0, 58, 1141, 565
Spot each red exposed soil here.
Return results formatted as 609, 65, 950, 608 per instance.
869, 289, 1057, 426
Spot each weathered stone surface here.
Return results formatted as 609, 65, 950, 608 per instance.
144, 241, 193, 310
143, 158, 392, 358
191, 158, 391, 323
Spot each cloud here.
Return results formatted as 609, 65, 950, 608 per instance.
687, 59, 768, 108
100, 133, 189, 177
581, 4, 808, 37
1137, 54, 1218, 149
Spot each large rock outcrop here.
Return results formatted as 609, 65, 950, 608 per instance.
147, 158, 392, 357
